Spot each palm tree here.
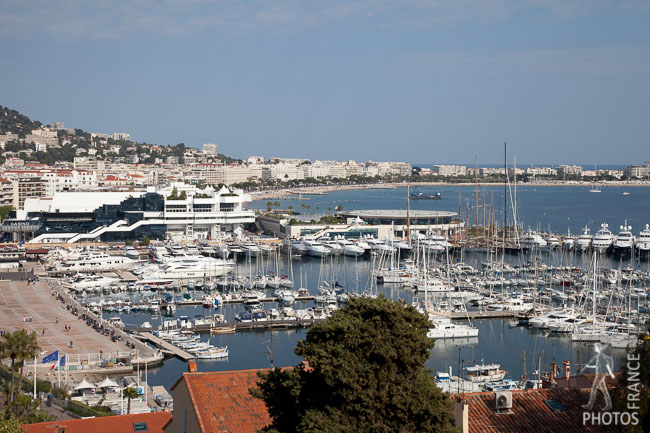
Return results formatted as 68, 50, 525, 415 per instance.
123, 386, 139, 414
1, 330, 39, 402
16, 331, 40, 398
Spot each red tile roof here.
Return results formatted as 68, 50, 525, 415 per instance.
175, 369, 272, 433
462, 388, 618, 433
24, 411, 171, 433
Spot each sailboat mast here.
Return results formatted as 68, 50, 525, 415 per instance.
503, 142, 507, 254
475, 155, 479, 247
406, 184, 411, 243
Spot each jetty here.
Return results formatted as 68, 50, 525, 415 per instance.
134, 332, 196, 361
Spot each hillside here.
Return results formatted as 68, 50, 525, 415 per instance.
0, 105, 241, 165
0, 105, 43, 136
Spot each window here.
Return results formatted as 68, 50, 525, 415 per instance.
220, 203, 235, 212
133, 422, 149, 431
544, 399, 567, 412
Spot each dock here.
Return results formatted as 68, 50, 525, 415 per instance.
127, 318, 326, 336
134, 332, 196, 361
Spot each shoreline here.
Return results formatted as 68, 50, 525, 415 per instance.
250, 180, 650, 201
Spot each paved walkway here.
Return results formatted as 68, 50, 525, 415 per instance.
0, 279, 127, 357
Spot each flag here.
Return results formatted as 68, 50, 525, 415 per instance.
51, 355, 66, 370
42, 350, 58, 364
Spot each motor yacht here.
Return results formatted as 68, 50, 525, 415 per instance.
320, 239, 344, 256
591, 223, 614, 253
529, 310, 573, 329
576, 226, 592, 251
56, 252, 138, 272
426, 317, 479, 339
519, 231, 548, 250
613, 223, 635, 256
636, 224, 650, 258
302, 240, 330, 257
463, 363, 507, 383
237, 240, 261, 256
335, 238, 365, 257
142, 256, 234, 280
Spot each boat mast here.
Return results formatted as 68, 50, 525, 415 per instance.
503, 142, 507, 261
475, 155, 479, 247
406, 184, 411, 243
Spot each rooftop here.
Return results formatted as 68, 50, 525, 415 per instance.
339, 209, 457, 218
24, 412, 172, 433
461, 387, 618, 433
174, 369, 272, 433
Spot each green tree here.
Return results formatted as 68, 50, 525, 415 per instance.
0, 330, 40, 403
252, 296, 456, 433
123, 387, 139, 415
287, 205, 294, 214
0, 205, 12, 222
0, 410, 22, 433
15, 331, 40, 400
140, 236, 150, 247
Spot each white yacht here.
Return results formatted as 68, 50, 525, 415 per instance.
335, 238, 365, 257
636, 224, 650, 257
520, 231, 547, 250
144, 256, 234, 280
529, 310, 573, 329
544, 236, 560, 250
55, 252, 138, 272
303, 240, 330, 257
320, 239, 344, 256
364, 238, 397, 253
612, 223, 635, 256
576, 226, 592, 251
66, 274, 120, 291
486, 297, 533, 312
237, 240, 261, 256
591, 223, 614, 253
426, 317, 479, 339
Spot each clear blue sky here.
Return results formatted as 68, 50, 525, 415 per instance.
1, 1, 649, 165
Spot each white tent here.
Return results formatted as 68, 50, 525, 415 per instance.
97, 377, 120, 389
74, 379, 96, 391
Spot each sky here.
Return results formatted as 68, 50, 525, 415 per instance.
1, 0, 649, 165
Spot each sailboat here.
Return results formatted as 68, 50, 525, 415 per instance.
590, 163, 601, 192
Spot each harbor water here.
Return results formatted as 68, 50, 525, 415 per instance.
93, 185, 650, 389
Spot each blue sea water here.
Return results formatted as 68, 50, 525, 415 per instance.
250, 184, 650, 236
128, 185, 649, 390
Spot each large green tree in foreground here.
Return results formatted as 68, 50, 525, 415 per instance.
252, 296, 456, 433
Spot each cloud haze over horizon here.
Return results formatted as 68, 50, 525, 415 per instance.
1, 0, 649, 165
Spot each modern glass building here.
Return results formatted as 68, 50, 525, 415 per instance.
2, 183, 255, 243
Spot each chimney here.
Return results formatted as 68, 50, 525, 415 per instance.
188, 360, 197, 372
454, 398, 469, 433
549, 362, 558, 382
563, 361, 571, 380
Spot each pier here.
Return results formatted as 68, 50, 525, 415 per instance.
133, 331, 196, 361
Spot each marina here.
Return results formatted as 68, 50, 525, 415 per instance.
2, 185, 650, 404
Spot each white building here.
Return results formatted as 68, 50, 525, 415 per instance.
26, 183, 255, 243
202, 143, 218, 156
113, 132, 131, 141
432, 165, 468, 177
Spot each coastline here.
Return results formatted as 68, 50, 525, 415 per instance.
250, 180, 650, 201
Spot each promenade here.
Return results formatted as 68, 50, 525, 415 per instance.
0, 272, 162, 386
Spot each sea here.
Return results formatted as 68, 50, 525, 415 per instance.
104, 185, 650, 390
